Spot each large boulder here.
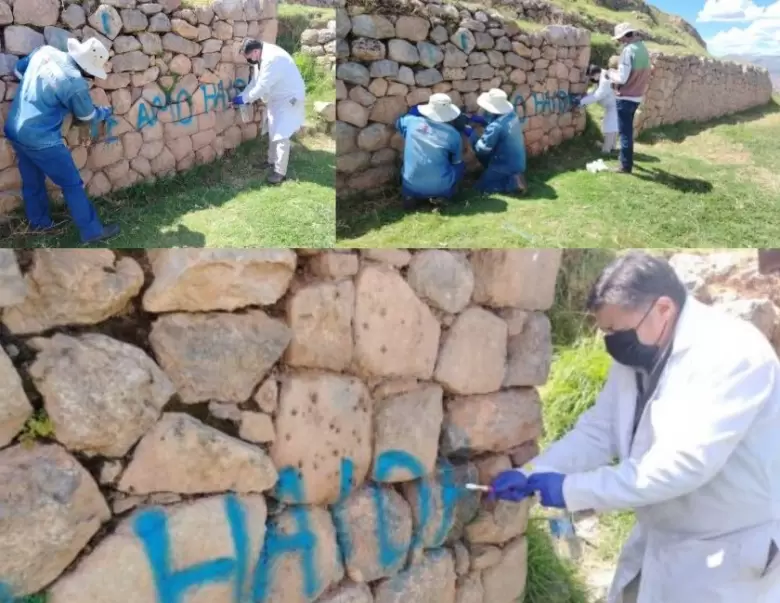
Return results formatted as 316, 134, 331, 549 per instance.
142, 249, 297, 312
0, 346, 32, 448
118, 413, 278, 495
353, 265, 441, 379
271, 372, 372, 505
406, 250, 474, 314
481, 536, 529, 603
149, 310, 291, 403
49, 495, 268, 603
1, 250, 144, 334
441, 389, 543, 456
470, 250, 562, 310
332, 483, 413, 581
0, 444, 110, 597
502, 311, 553, 387
0, 249, 26, 307
374, 549, 456, 603
28, 333, 174, 457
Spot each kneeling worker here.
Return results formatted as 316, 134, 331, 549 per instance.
395, 93, 464, 210
233, 38, 306, 185
4, 38, 119, 243
467, 88, 527, 194
490, 251, 780, 603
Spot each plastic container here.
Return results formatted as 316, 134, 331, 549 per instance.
239, 104, 251, 123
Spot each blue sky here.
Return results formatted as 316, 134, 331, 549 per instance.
647, 0, 780, 55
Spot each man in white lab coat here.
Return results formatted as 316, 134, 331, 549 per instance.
233, 38, 306, 185
578, 64, 618, 154
491, 252, 780, 603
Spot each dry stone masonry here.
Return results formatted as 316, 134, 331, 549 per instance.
0, 0, 278, 215
0, 247, 561, 603
335, 0, 592, 194
635, 54, 773, 133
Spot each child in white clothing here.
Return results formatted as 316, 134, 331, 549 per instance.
578, 64, 619, 154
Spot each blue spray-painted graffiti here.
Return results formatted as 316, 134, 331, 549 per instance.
511, 90, 584, 126
101, 12, 111, 36
0, 452, 471, 603
93, 79, 247, 145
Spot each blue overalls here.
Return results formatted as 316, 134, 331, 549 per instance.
395, 112, 465, 201
470, 112, 527, 194
4, 46, 106, 241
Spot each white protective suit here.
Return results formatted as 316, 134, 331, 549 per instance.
240, 42, 306, 176
580, 70, 618, 153
528, 297, 780, 603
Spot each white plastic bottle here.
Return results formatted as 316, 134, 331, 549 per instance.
239, 104, 251, 124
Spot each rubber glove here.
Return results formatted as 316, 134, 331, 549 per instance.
463, 125, 474, 137
94, 106, 113, 122
408, 105, 422, 117
233, 95, 246, 106
488, 470, 533, 502
469, 114, 488, 126
527, 472, 567, 509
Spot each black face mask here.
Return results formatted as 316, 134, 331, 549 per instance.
603, 302, 661, 370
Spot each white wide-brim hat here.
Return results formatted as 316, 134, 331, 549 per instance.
67, 37, 109, 79
419, 93, 461, 123
613, 22, 638, 40
477, 88, 514, 115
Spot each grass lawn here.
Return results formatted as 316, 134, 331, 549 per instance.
0, 132, 335, 248
336, 98, 780, 248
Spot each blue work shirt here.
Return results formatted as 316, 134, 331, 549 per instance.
472, 112, 527, 194
4, 46, 97, 150
395, 113, 464, 199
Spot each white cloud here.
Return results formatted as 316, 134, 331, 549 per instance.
697, 0, 779, 22
707, 18, 780, 54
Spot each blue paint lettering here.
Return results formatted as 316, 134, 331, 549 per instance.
101, 11, 111, 36
0, 582, 13, 603
174, 89, 194, 125
133, 496, 247, 603
136, 101, 157, 129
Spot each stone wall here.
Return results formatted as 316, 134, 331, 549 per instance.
301, 15, 337, 69
670, 250, 780, 355
0, 0, 277, 215
335, 1, 591, 194
636, 54, 774, 132
0, 247, 562, 603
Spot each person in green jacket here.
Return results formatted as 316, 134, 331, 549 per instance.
607, 23, 651, 174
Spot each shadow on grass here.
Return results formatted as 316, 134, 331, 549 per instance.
637, 97, 780, 145
0, 134, 335, 248
633, 165, 712, 194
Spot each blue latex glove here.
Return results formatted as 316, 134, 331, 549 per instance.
233, 95, 246, 106
469, 114, 488, 126
488, 470, 533, 502
571, 96, 582, 108
94, 106, 113, 122
463, 125, 474, 137
408, 105, 422, 117
527, 472, 567, 509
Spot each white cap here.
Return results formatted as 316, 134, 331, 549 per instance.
418, 93, 461, 123
477, 88, 514, 115
613, 22, 638, 40
67, 37, 109, 79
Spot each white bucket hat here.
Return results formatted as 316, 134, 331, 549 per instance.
613, 22, 638, 40
418, 93, 461, 123
67, 37, 109, 79
477, 88, 514, 115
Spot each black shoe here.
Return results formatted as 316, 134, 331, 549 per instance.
267, 172, 286, 185
82, 223, 120, 245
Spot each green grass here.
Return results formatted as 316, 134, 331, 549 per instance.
524, 521, 590, 603
278, 3, 336, 55
337, 98, 780, 248
0, 132, 335, 248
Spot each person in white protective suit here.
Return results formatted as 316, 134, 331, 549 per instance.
232, 38, 306, 185
578, 63, 619, 154
489, 251, 780, 603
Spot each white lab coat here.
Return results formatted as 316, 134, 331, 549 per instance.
580, 71, 618, 134
241, 42, 306, 141
528, 298, 780, 603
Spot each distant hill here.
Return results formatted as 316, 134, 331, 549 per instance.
722, 54, 780, 89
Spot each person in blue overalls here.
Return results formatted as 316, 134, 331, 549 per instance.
395, 93, 465, 211
465, 88, 527, 195
4, 38, 119, 243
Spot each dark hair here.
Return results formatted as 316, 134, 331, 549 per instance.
586, 64, 602, 78
240, 38, 263, 55
586, 252, 688, 312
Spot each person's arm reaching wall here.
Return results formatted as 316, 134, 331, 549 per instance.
473, 119, 502, 156
608, 46, 633, 86
241, 61, 275, 104
563, 354, 775, 513
60, 80, 101, 122
581, 74, 612, 106
525, 364, 620, 475
13, 52, 35, 81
